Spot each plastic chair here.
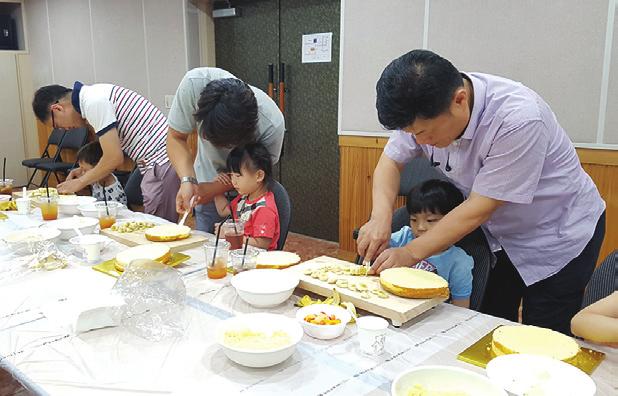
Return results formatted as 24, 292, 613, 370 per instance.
270, 180, 291, 250
22, 128, 66, 188
582, 250, 617, 308
34, 127, 89, 186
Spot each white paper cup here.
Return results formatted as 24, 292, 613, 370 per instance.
16, 198, 31, 215
356, 316, 388, 355
84, 243, 101, 262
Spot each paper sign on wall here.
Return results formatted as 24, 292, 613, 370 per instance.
302, 32, 332, 63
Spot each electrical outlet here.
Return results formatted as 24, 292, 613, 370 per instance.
164, 95, 175, 109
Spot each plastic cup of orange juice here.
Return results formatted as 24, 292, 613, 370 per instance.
37, 196, 58, 220
204, 239, 230, 279
97, 205, 118, 229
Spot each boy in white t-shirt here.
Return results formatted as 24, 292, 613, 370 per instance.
76, 141, 127, 205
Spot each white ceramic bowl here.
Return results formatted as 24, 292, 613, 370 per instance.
47, 216, 99, 239
216, 313, 303, 368
231, 269, 299, 308
58, 195, 97, 215
78, 201, 125, 218
296, 304, 351, 340
486, 354, 595, 396
391, 365, 508, 396
1, 227, 61, 251
0, 194, 11, 202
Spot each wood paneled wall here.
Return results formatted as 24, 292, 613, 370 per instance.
339, 136, 617, 264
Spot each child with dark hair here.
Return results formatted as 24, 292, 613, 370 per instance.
76, 141, 127, 205
390, 179, 473, 307
214, 143, 280, 250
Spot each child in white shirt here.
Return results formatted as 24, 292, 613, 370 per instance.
76, 141, 127, 205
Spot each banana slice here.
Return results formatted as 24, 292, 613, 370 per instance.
360, 291, 371, 299
303, 268, 313, 275
319, 273, 329, 282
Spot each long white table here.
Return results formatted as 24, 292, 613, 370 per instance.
0, 210, 616, 395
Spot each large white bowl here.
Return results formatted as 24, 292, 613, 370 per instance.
2, 227, 61, 250
58, 195, 97, 215
78, 201, 125, 218
47, 216, 99, 239
296, 304, 351, 340
231, 269, 299, 308
486, 354, 595, 396
391, 365, 507, 396
216, 313, 303, 368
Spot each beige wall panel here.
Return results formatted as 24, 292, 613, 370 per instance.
90, 0, 148, 94
47, 0, 95, 86
339, 0, 425, 133
604, 4, 618, 145
429, 0, 608, 144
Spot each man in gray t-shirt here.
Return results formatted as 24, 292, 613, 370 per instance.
167, 67, 285, 232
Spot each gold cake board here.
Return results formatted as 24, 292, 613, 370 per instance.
457, 326, 605, 375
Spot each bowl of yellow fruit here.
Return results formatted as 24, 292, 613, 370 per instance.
296, 303, 351, 340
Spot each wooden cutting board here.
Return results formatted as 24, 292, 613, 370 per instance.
101, 227, 208, 253
286, 256, 446, 326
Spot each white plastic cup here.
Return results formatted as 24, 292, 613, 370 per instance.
84, 243, 101, 262
356, 316, 389, 355
16, 197, 30, 215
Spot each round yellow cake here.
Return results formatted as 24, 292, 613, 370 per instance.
114, 244, 171, 272
491, 325, 580, 361
255, 251, 301, 269
379, 267, 450, 299
144, 224, 191, 242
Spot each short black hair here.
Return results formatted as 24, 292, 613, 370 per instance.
226, 143, 273, 182
32, 85, 72, 122
194, 78, 258, 148
376, 49, 464, 130
76, 141, 103, 167
406, 179, 464, 216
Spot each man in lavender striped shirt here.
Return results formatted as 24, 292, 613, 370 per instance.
357, 50, 606, 334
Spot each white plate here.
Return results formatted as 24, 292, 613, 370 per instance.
392, 365, 507, 396
486, 354, 596, 396
2, 227, 61, 249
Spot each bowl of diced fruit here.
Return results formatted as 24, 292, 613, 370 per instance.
296, 303, 351, 340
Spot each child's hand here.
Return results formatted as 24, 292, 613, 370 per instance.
66, 167, 85, 181
215, 172, 232, 186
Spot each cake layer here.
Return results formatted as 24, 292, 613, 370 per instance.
379, 268, 449, 299
491, 325, 580, 361
144, 224, 191, 242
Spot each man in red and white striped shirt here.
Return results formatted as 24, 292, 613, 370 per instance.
32, 82, 180, 222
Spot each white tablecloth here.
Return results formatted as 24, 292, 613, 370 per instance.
0, 210, 616, 395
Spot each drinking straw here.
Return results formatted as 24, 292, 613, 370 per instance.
241, 237, 249, 269
102, 181, 109, 215
2, 157, 5, 184
212, 214, 232, 265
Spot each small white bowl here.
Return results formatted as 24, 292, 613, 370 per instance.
296, 304, 351, 340
391, 365, 507, 396
231, 269, 299, 308
78, 201, 125, 218
0, 194, 11, 202
47, 216, 99, 239
58, 196, 97, 215
216, 313, 303, 368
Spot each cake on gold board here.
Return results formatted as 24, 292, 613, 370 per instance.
379, 268, 450, 299
491, 324, 580, 361
114, 244, 171, 272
